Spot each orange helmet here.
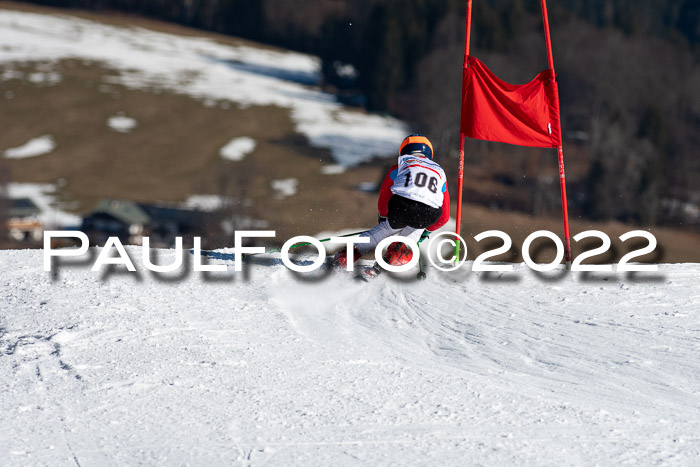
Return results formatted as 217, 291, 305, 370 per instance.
399, 134, 434, 160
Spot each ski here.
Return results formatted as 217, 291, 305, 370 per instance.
354, 262, 382, 281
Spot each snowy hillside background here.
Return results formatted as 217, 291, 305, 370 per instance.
1, 248, 700, 465
0, 4, 410, 244
2, 3, 700, 261
0, 8, 406, 167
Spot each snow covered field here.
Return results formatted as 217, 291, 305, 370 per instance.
1, 248, 699, 465
3, 135, 55, 159
0, 8, 407, 167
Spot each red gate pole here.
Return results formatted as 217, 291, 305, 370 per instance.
540, 0, 572, 267
454, 0, 472, 264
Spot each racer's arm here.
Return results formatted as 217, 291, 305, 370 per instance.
426, 183, 450, 232
377, 164, 399, 218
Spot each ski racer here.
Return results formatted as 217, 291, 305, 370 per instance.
333, 134, 450, 274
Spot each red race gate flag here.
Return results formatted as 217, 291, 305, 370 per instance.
460, 55, 562, 148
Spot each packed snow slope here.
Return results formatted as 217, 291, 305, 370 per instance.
1, 248, 699, 466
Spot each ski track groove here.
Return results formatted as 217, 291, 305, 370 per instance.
272, 261, 700, 459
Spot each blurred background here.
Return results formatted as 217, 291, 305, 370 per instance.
1, 0, 699, 261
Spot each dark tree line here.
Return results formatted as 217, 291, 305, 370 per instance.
403, 2, 699, 227
25, 0, 697, 109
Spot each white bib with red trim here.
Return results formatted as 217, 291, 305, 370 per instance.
390, 155, 447, 209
